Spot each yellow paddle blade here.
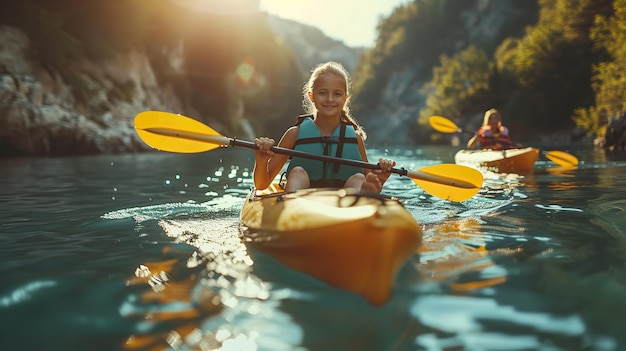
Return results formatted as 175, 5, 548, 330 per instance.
544, 150, 579, 167
134, 111, 226, 153
133, 111, 485, 201
429, 116, 462, 134
410, 164, 483, 202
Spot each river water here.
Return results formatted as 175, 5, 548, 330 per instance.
1, 145, 625, 351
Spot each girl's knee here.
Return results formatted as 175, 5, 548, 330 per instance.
344, 173, 365, 189
347, 173, 365, 182
286, 167, 310, 191
288, 166, 307, 178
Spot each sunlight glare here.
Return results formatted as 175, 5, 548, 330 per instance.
171, 0, 259, 15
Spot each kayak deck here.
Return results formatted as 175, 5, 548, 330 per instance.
239, 185, 422, 305
454, 147, 539, 173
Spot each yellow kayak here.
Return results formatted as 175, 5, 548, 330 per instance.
239, 183, 422, 305
454, 147, 539, 174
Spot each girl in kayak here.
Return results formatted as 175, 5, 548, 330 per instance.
467, 108, 514, 150
253, 61, 395, 193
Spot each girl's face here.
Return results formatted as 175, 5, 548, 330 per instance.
308, 73, 348, 118
487, 114, 500, 128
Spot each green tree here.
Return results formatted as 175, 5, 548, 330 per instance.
352, 0, 475, 120
418, 46, 491, 128
494, 0, 613, 137
573, 0, 626, 138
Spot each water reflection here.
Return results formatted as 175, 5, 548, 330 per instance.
587, 196, 626, 238
409, 212, 598, 350
106, 195, 286, 350
8, 147, 623, 350
412, 294, 586, 350
418, 218, 507, 290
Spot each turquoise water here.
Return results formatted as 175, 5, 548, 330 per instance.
1, 146, 626, 351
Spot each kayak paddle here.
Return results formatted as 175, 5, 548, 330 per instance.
134, 111, 484, 202
429, 115, 579, 167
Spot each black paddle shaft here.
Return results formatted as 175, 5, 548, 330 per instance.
229, 138, 410, 177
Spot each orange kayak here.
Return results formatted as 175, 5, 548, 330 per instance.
454, 147, 539, 173
239, 184, 422, 305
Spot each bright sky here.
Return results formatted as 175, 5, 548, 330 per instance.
258, 0, 412, 47
171, 0, 412, 48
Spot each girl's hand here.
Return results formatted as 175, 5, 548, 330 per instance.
361, 158, 396, 193
254, 137, 276, 156
377, 158, 395, 172
373, 158, 396, 183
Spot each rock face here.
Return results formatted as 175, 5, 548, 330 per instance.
266, 16, 364, 73
0, 15, 364, 158
0, 25, 186, 157
358, 0, 538, 146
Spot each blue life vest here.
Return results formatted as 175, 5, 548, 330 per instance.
286, 115, 363, 187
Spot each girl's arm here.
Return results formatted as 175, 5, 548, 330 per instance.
252, 127, 297, 190
467, 133, 479, 148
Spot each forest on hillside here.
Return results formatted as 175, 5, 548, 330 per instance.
352, 0, 624, 143
0, 0, 624, 149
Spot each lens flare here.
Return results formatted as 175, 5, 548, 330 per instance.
236, 58, 256, 84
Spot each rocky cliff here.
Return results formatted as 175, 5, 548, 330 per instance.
0, 25, 189, 157
354, 0, 539, 146
0, 13, 363, 157
266, 16, 364, 73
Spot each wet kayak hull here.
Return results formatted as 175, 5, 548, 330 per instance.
239, 185, 422, 305
454, 147, 539, 173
